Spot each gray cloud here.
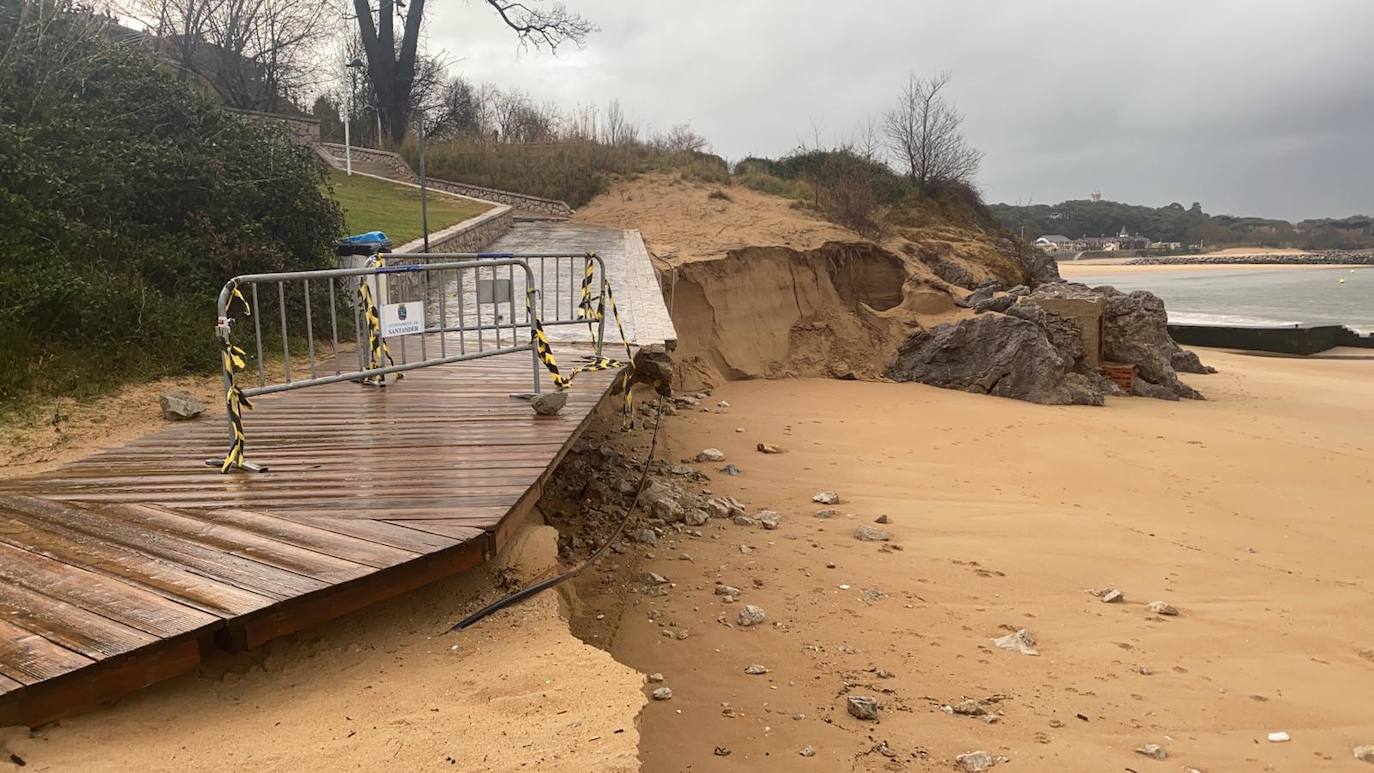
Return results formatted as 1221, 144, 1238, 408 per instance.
427, 0, 1374, 220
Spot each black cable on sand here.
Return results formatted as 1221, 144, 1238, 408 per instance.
447, 394, 667, 633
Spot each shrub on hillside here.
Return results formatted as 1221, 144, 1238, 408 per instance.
0, 0, 342, 404
404, 138, 729, 208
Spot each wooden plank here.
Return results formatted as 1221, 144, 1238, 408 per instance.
0, 618, 94, 684
0, 636, 202, 728
199, 509, 417, 568
294, 516, 459, 553
0, 539, 224, 636
233, 538, 489, 650
382, 520, 487, 541
0, 581, 157, 659
89, 503, 372, 585
1, 496, 328, 600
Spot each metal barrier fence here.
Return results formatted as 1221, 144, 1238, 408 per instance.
210, 252, 620, 473
383, 251, 610, 356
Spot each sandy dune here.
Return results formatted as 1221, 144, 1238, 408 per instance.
572, 348, 1374, 771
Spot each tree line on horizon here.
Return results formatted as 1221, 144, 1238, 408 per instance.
992, 199, 1374, 251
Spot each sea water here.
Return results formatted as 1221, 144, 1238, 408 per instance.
1066, 266, 1374, 333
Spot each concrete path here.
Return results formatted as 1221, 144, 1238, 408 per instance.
484, 222, 677, 348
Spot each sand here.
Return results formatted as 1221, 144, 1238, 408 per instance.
6, 349, 1372, 771
573, 174, 862, 266
2, 521, 643, 772
568, 348, 1374, 771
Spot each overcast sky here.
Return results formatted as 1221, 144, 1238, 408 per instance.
428, 0, 1374, 220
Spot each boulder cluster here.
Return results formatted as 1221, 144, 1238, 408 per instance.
888, 280, 1213, 405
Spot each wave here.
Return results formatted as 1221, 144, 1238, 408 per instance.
1167, 311, 1304, 328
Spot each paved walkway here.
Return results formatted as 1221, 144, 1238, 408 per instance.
484, 222, 677, 348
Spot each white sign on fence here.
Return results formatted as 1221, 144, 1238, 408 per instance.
381, 301, 424, 337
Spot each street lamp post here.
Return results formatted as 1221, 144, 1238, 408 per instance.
344, 57, 365, 176
417, 107, 430, 252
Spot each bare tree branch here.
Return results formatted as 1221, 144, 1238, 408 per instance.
883, 71, 983, 191
484, 0, 593, 52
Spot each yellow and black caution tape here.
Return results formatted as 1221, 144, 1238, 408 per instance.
217, 280, 254, 472
576, 253, 597, 325
357, 256, 401, 386
528, 256, 638, 420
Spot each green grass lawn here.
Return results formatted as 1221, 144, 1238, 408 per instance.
327, 170, 491, 247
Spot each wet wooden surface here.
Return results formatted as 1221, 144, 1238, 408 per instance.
0, 349, 617, 724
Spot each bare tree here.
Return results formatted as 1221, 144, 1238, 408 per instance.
351, 0, 593, 145
883, 71, 982, 191
426, 75, 480, 139
134, 0, 333, 110
602, 98, 640, 145
853, 114, 882, 163
652, 122, 709, 153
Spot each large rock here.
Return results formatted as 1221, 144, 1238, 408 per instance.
159, 390, 205, 420
972, 294, 1017, 314
888, 315, 1103, 406
1005, 303, 1084, 366
1171, 348, 1217, 374
1029, 282, 1207, 400
631, 344, 674, 395
1000, 236, 1061, 286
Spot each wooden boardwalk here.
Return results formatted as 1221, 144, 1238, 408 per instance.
0, 349, 619, 726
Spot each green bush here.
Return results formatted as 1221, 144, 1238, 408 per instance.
0, 0, 342, 405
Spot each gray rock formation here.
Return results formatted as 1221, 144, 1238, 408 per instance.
887, 314, 1103, 406
1000, 235, 1061, 286
1029, 282, 1209, 399
930, 257, 976, 288
1171, 349, 1217, 374
972, 294, 1017, 314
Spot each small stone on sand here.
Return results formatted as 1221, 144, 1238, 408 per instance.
744, 664, 769, 675
756, 442, 785, 454
651, 687, 673, 701
955, 750, 995, 772
737, 604, 766, 627
853, 526, 890, 542
1135, 743, 1167, 760
1145, 600, 1179, 616
812, 491, 840, 504
951, 699, 986, 716
993, 628, 1039, 656
1100, 588, 1124, 603
846, 696, 878, 721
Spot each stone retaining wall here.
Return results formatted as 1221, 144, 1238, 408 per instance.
393, 204, 514, 255
227, 107, 320, 145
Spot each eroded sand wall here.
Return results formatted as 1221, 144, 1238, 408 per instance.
666, 242, 918, 385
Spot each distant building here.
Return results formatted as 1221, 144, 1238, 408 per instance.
1034, 234, 1075, 252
